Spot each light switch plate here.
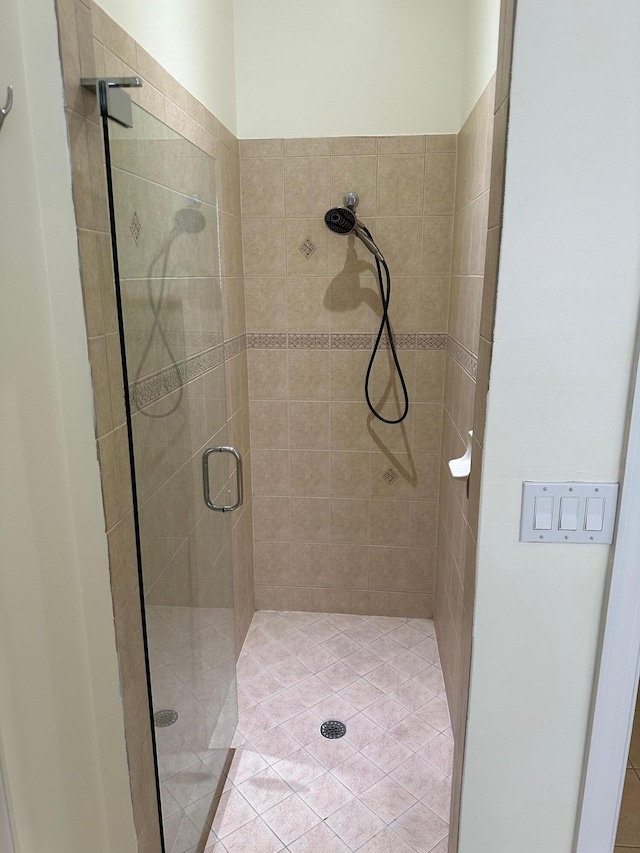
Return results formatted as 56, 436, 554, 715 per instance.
520, 482, 619, 543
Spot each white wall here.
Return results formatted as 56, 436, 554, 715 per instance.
460, 0, 501, 122
98, 0, 238, 132
233, 0, 467, 138
0, 0, 136, 850
459, 1, 640, 851
96, 0, 499, 139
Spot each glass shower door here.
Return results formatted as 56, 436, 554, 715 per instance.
106, 101, 238, 852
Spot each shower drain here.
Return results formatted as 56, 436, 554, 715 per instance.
320, 720, 347, 739
154, 709, 179, 728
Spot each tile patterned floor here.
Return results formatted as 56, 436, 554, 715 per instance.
205, 610, 453, 853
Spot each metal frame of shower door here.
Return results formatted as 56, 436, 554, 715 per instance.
575, 343, 640, 853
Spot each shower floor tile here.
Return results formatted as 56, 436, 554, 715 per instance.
206, 611, 452, 852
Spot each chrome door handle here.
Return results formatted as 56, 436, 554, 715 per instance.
202, 446, 243, 512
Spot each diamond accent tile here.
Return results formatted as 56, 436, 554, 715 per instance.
129, 210, 142, 245
298, 238, 317, 258
382, 467, 399, 485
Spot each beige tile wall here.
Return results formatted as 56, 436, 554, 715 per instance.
436, 79, 495, 743
54, 1, 254, 850
240, 135, 456, 618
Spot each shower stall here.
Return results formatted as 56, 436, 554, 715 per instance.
99, 84, 240, 850
45, 0, 514, 838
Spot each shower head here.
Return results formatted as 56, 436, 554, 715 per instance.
174, 207, 206, 234
324, 207, 384, 261
325, 207, 357, 235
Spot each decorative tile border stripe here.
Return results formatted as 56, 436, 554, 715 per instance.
331, 334, 373, 350
224, 333, 247, 361
127, 328, 477, 411
246, 332, 448, 351
447, 337, 478, 380
129, 333, 247, 411
417, 333, 448, 350
288, 333, 330, 349
246, 333, 288, 349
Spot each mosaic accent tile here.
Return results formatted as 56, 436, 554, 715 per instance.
416, 334, 447, 350
246, 332, 452, 354
128, 334, 246, 411
288, 334, 331, 349
380, 333, 416, 350
382, 468, 399, 485
129, 211, 142, 246
331, 334, 374, 350
298, 238, 317, 258
224, 333, 247, 361
247, 333, 288, 349
446, 337, 478, 380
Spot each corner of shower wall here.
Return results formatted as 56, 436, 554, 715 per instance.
53, 1, 254, 848
438, 2, 517, 850
435, 73, 496, 740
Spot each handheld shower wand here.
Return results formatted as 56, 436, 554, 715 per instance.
324, 194, 409, 425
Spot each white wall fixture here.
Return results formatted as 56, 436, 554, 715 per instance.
449, 430, 473, 480
520, 482, 619, 544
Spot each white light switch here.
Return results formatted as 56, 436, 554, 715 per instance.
585, 497, 605, 532
559, 497, 579, 530
533, 496, 554, 530
520, 482, 619, 543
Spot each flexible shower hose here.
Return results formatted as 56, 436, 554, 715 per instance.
361, 224, 410, 424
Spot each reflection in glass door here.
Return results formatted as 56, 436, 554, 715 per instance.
105, 98, 238, 852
